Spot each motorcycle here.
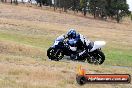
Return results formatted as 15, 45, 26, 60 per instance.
47, 36, 106, 65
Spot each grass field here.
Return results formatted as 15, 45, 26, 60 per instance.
0, 4, 132, 88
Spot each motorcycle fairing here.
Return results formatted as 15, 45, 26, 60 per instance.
90, 41, 106, 52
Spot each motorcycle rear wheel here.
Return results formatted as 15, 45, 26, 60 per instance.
87, 50, 105, 65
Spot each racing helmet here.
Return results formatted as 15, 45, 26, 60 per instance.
67, 28, 77, 39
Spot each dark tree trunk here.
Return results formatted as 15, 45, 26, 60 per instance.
93, 2, 96, 18
54, 4, 55, 11
11, 0, 13, 4
38, 0, 42, 7
116, 10, 120, 23
1, 0, 4, 2
83, 6, 86, 16
39, 3, 42, 7
64, 0, 67, 12
131, 13, 132, 21
14, 0, 18, 5
22, 0, 24, 4
49, 0, 52, 8
83, 0, 87, 16
54, 0, 57, 11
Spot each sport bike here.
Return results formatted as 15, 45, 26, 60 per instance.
47, 37, 106, 65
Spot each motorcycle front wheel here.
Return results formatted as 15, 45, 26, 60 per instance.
47, 47, 64, 61
87, 49, 105, 65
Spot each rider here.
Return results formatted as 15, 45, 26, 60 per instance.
56, 28, 91, 60
67, 29, 92, 60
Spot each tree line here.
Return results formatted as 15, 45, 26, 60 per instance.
0, 0, 131, 23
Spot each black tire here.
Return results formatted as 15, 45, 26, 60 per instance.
87, 50, 105, 65
47, 47, 55, 60
47, 47, 64, 61
76, 75, 87, 85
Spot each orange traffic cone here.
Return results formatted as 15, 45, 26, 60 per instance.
78, 65, 86, 76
